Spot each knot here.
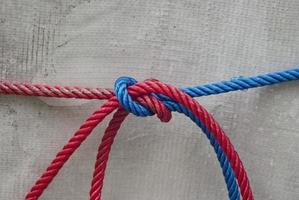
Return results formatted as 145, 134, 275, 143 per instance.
114, 76, 172, 122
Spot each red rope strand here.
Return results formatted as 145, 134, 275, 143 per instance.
0, 81, 114, 100
90, 108, 129, 200
25, 98, 119, 200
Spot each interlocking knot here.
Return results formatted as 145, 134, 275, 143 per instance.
114, 76, 172, 122
6, 68, 297, 200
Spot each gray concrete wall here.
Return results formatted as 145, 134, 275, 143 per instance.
1, 0, 299, 199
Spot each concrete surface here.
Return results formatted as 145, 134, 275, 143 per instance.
0, 0, 299, 199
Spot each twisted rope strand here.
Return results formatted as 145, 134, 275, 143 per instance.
90, 108, 129, 200
182, 68, 299, 97
25, 98, 120, 200
1, 68, 298, 100
0, 81, 114, 99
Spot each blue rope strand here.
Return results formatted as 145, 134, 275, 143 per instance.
181, 68, 299, 97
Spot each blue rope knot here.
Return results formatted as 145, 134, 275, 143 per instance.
114, 76, 154, 117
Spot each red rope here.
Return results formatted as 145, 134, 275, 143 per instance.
25, 98, 120, 200
90, 108, 128, 200
0, 81, 114, 100
0, 80, 253, 200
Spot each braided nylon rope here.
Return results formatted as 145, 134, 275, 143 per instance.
0, 68, 298, 200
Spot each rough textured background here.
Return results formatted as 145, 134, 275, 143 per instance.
0, 0, 299, 199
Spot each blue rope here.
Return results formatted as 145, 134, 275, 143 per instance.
114, 68, 299, 200
181, 68, 299, 97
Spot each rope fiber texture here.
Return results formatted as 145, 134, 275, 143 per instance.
0, 68, 298, 200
